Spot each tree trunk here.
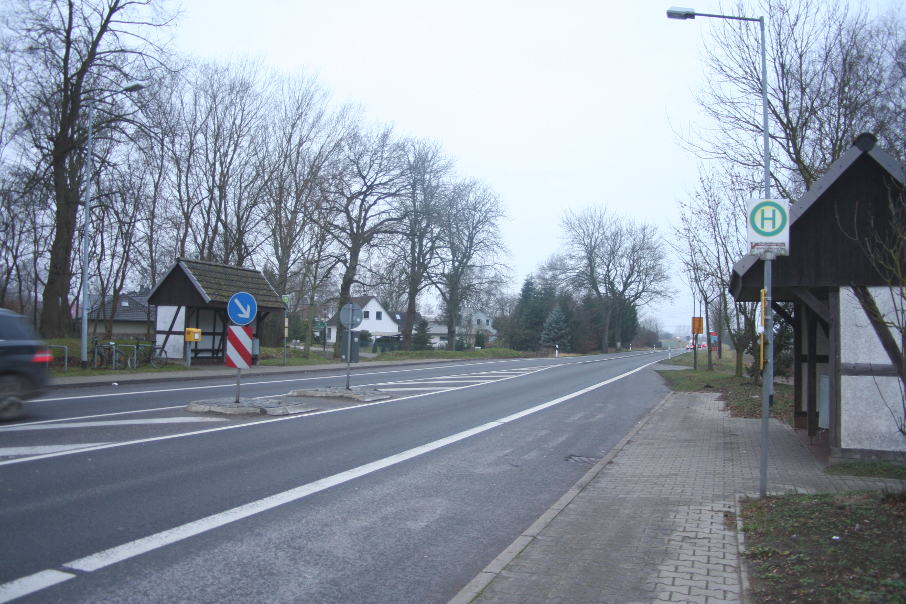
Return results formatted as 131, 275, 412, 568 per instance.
41, 183, 78, 337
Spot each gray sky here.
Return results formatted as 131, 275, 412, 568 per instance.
173, 1, 728, 336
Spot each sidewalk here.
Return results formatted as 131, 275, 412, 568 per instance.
452, 369, 906, 604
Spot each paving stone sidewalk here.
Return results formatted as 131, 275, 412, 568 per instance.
452, 383, 906, 604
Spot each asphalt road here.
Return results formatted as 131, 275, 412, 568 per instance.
0, 352, 671, 603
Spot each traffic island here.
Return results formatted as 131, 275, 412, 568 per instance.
185, 386, 391, 417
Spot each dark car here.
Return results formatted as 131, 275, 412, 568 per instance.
0, 308, 51, 419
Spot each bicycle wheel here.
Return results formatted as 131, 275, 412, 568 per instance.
150, 347, 168, 368
113, 348, 129, 370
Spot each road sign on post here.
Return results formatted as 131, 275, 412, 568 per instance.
747, 199, 790, 257
228, 291, 257, 326
226, 325, 252, 403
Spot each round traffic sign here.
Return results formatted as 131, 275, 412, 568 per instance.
228, 291, 257, 326
339, 303, 362, 329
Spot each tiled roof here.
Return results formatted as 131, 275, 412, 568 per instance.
88, 293, 153, 322
148, 258, 285, 310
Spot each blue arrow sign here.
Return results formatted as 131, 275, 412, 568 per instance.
228, 291, 257, 326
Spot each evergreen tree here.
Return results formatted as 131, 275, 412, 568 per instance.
540, 306, 571, 351
412, 318, 431, 350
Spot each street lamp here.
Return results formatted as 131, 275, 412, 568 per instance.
79, 84, 145, 369
667, 7, 774, 497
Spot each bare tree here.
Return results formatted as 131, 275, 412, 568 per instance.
693, 0, 904, 200
431, 180, 506, 350
560, 206, 621, 352
324, 124, 406, 355
676, 165, 759, 377
394, 138, 452, 347
3, 0, 171, 336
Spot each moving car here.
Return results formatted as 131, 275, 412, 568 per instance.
0, 308, 51, 419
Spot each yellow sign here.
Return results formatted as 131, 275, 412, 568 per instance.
691, 317, 703, 335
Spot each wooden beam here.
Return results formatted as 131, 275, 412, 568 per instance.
772, 302, 794, 325
792, 288, 831, 327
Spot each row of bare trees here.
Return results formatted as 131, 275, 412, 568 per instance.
674, 0, 905, 378
0, 0, 506, 351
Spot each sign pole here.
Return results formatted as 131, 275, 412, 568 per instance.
759, 252, 774, 497
235, 368, 241, 403
346, 326, 352, 390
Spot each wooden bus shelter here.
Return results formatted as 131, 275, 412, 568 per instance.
730, 133, 905, 461
148, 258, 285, 362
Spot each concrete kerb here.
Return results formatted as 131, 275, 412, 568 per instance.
185, 387, 392, 417
734, 494, 754, 604
447, 390, 676, 604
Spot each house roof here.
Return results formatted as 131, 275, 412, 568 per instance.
730, 133, 906, 301
88, 293, 152, 322
147, 258, 285, 311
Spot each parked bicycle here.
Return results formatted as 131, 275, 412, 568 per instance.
132, 342, 168, 368
90, 338, 130, 370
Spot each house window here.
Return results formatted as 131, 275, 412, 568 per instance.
486, 319, 490, 326
326, 327, 332, 340
476, 318, 481, 325
363, 310, 370, 319
376, 311, 382, 320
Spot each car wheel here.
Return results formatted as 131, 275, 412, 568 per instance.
0, 375, 26, 420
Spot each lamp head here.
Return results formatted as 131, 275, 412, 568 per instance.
666, 7, 696, 19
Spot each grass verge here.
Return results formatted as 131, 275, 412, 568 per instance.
656, 351, 793, 425
825, 461, 906, 480
741, 491, 906, 603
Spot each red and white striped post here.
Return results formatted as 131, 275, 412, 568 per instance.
226, 325, 253, 403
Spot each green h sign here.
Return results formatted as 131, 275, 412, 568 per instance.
747, 199, 789, 257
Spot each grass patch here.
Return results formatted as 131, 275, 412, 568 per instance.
741, 491, 906, 603
657, 352, 793, 425
825, 461, 906, 480
372, 347, 534, 362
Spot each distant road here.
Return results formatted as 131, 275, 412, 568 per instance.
0, 352, 670, 603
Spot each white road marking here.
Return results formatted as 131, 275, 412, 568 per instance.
0, 405, 185, 429
33, 358, 538, 403
0, 443, 111, 456
0, 570, 75, 603
0, 365, 554, 468
0, 417, 227, 432
0, 359, 658, 602
376, 387, 452, 392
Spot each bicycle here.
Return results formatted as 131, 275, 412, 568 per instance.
90, 338, 130, 370
134, 342, 168, 368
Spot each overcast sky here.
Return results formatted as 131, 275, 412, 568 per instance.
171, 1, 746, 336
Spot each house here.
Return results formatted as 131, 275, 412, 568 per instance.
86, 292, 154, 338
730, 133, 905, 461
325, 296, 403, 344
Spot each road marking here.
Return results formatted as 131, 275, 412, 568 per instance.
0, 405, 185, 429
0, 443, 111, 456
0, 358, 659, 601
32, 358, 539, 403
34, 352, 656, 404
0, 570, 75, 603
2, 353, 664, 468
0, 417, 227, 432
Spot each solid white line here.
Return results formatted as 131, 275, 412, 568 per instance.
0, 570, 75, 604
0, 358, 659, 601
376, 387, 452, 392
0, 417, 227, 432
0, 444, 111, 456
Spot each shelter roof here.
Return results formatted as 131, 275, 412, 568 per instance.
730, 133, 905, 301
148, 258, 285, 311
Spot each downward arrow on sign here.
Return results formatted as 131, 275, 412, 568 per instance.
233, 299, 251, 319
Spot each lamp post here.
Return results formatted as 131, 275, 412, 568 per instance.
79, 84, 144, 369
667, 7, 773, 497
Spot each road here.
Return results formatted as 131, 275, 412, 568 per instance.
0, 352, 671, 603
